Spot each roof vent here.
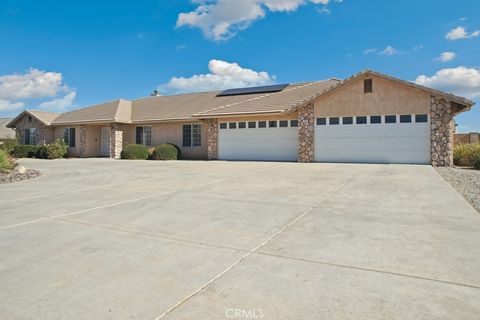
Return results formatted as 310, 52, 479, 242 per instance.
150, 89, 161, 97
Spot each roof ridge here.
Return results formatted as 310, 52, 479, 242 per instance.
193, 81, 327, 116
113, 99, 132, 122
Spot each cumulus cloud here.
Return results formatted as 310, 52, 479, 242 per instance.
415, 67, 480, 99
38, 91, 77, 111
446, 26, 480, 40
0, 68, 75, 112
436, 51, 456, 62
177, 0, 341, 41
159, 59, 275, 94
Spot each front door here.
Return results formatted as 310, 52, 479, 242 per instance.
101, 127, 111, 157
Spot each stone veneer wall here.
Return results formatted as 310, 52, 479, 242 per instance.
15, 115, 52, 145
79, 125, 87, 157
298, 103, 315, 162
110, 123, 123, 159
430, 96, 453, 166
206, 119, 218, 160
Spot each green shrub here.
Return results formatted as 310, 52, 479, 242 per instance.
473, 150, 480, 170
0, 139, 17, 155
453, 143, 480, 167
36, 145, 48, 159
151, 143, 180, 160
45, 139, 68, 159
13, 145, 39, 158
0, 149, 14, 173
121, 144, 149, 160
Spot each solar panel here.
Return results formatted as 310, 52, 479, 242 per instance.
217, 83, 289, 97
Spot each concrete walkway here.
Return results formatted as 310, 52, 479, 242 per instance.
0, 159, 479, 319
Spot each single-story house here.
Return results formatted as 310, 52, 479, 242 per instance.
0, 118, 15, 141
7, 70, 474, 166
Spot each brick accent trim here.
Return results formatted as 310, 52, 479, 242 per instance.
207, 119, 218, 160
298, 103, 315, 162
430, 96, 453, 166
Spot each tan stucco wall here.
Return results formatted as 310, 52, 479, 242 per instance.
314, 74, 431, 117
216, 112, 298, 123
54, 125, 81, 157
124, 121, 208, 160
85, 125, 102, 157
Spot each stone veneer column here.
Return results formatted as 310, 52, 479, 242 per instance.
298, 103, 315, 162
110, 123, 123, 159
79, 125, 87, 157
430, 96, 453, 166
207, 119, 218, 160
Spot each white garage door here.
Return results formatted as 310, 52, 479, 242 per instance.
219, 120, 298, 161
315, 114, 430, 164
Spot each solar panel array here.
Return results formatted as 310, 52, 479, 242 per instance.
217, 84, 290, 97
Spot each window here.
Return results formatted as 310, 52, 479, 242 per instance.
400, 115, 412, 123
229, 122, 237, 129
343, 117, 353, 125
329, 117, 340, 125
136, 126, 152, 146
370, 115, 382, 124
269, 121, 277, 128
290, 120, 298, 127
415, 114, 428, 123
28, 116, 32, 122
220, 123, 227, 129
385, 115, 397, 123
248, 121, 256, 128
63, 128, 76, 147
356, 116, 367, 124
183, 124, 201, 147
279, 120, 288, 127
364, 79, 373, 93
317, 117, 327, 125
238, 122, 246, 129
258, 121, 267, 128
24, 128, 37, 145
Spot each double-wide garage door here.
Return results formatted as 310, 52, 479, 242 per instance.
218, 120, 298, 161
217, 114, 430, 164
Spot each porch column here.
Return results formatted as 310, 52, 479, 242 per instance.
430, 96, 453, 166
298, 102, 315, 162
79, 124, 87, 157
110, 122, 123, 159
207, 119, 218, 160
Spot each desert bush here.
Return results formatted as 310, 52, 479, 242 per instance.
0, 149, 14, 173
45, 139, 68, 159
13, 145, 39, 158
151, 143, 180, 160
121, 144, 149, 160
453, 143, 480, 167
0, 139, 17, 155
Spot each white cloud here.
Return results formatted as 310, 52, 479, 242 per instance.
159, 59, 275, 94
380, 45, 398, 55
177, 0, 341, 41
415, 67, 480, 99
436, 51, 456, 62
0, 68, 75, 113
363, 48, 377, 55
446, 26, 480, 40
38, 91, 76, 111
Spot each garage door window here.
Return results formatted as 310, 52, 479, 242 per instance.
385, 115, 397, 123
356, 116, 367, 124
183, 124, 201, 147
370, 115, 382, 124
343, 117, 353, 125
290, 120, 298, 127
269, 121, 277, 128
279, 120, 288, 127
259, 121, 267, 128
238, 122, 246, 129
220, 123, 227, 129
317, 117, 326, 125
229, 122, 237, 129
415, 114, 428, 123
329, 117, 340, 125
400, 115, 412, 123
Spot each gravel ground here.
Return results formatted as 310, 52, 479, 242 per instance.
436, 167, 480, 213
0, 169, 41, 184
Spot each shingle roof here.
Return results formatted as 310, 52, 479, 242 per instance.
0, 118, 15, 139
6, 110, 60, 128
52, 99, 128, 124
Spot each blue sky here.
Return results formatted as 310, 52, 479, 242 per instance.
0, 0, 479, 132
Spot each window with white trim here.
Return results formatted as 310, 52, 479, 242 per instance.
183, 124, 201, 147
136, 126, 152, 146
63, 128, 76, 147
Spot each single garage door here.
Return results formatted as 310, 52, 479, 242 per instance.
219, 119, 298, 161
315, 114, 430, 164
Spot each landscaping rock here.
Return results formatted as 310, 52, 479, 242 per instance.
436, 167, 480, 213
0, 169, 41, 184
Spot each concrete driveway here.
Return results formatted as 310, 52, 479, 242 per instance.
0, 159, 479, 319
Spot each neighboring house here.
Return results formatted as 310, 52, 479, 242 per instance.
0, 118, 15, 141
7, 70, 475, 166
